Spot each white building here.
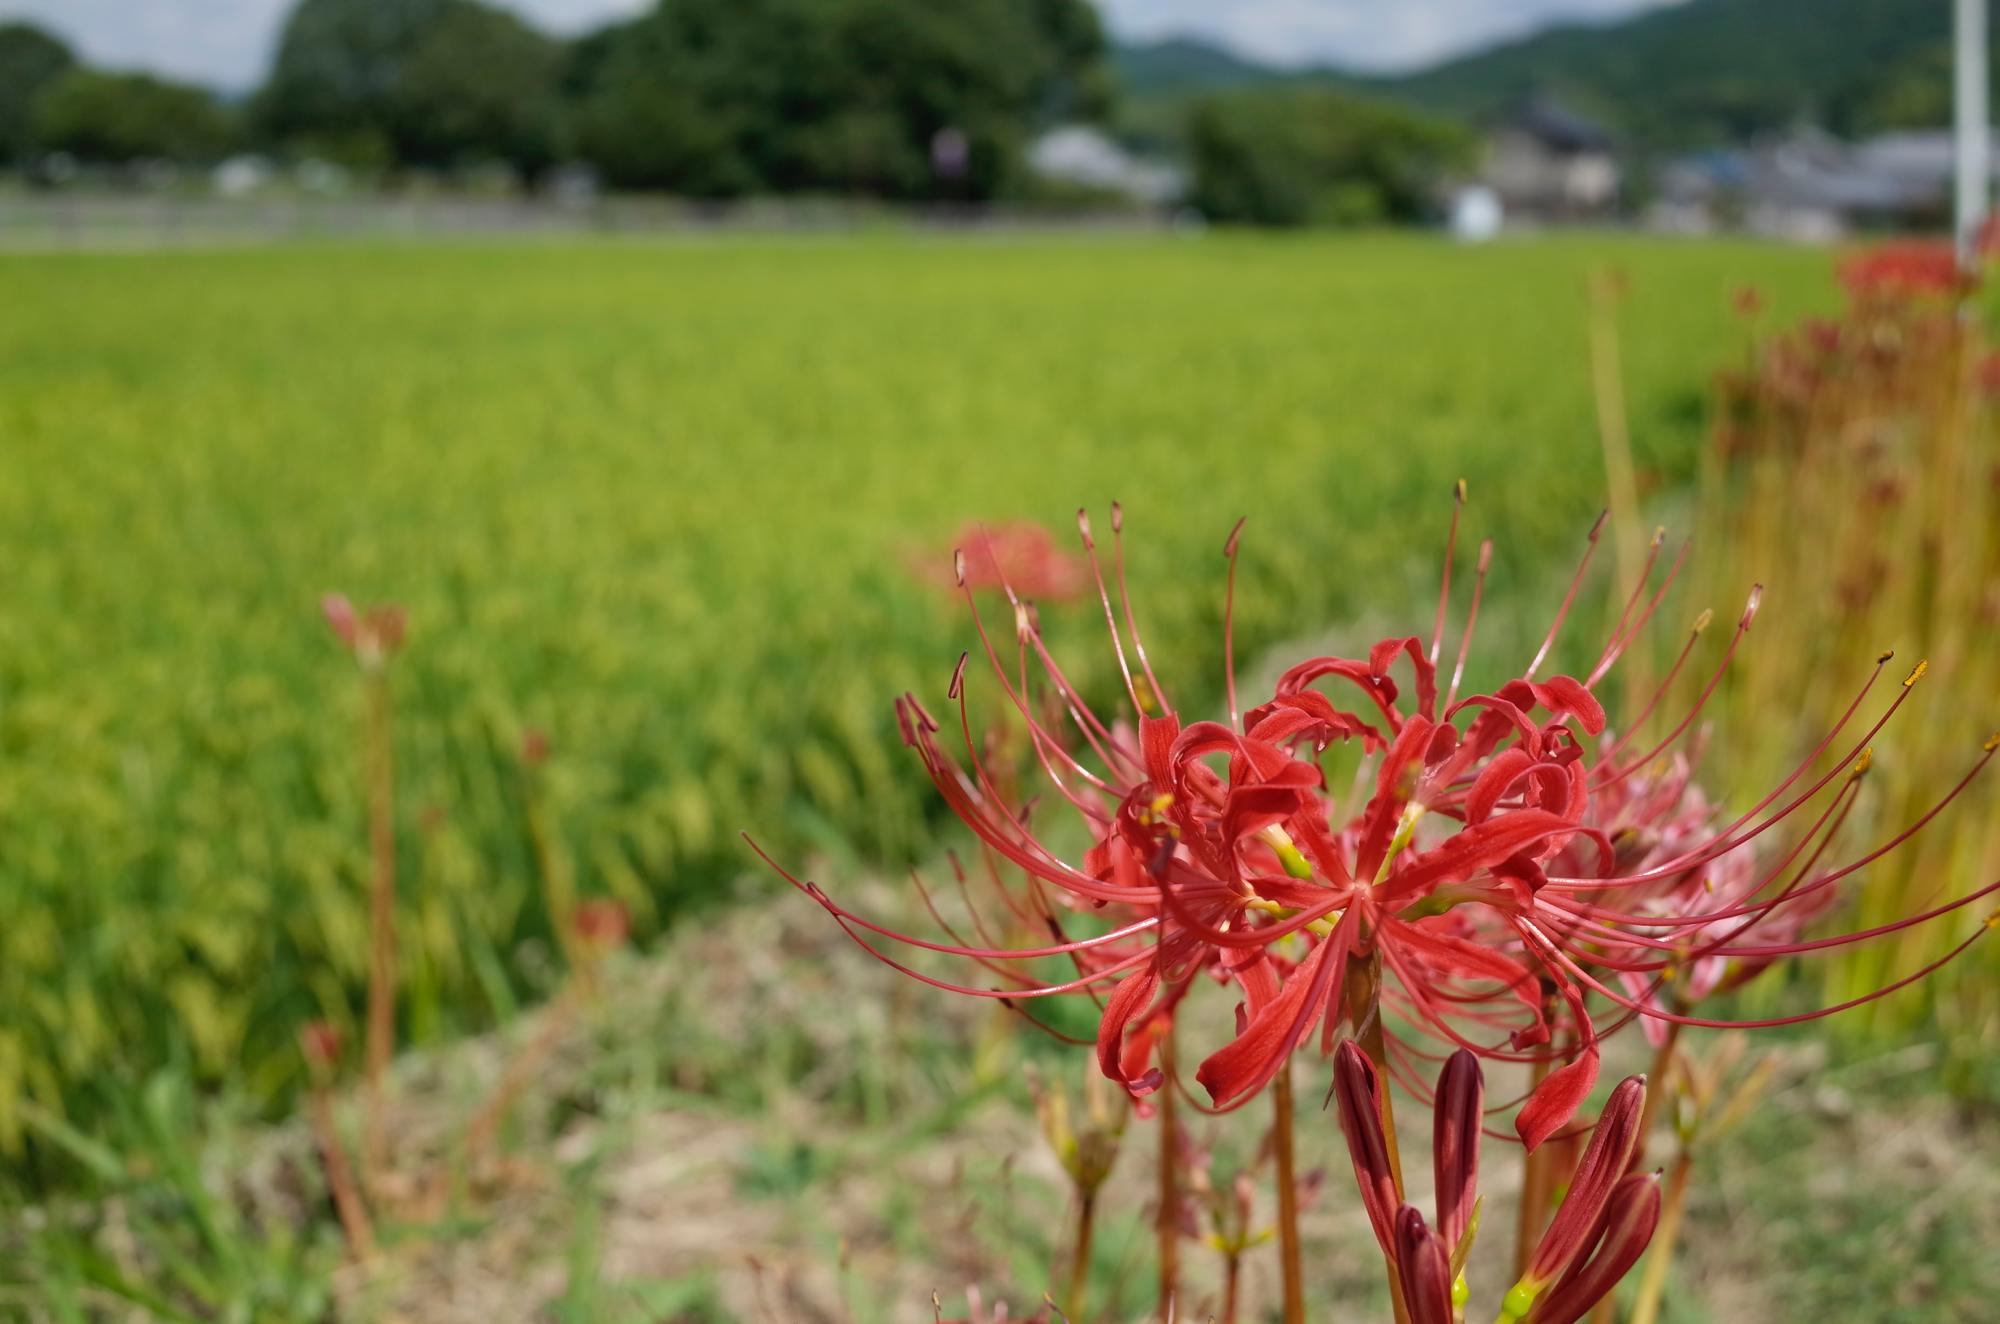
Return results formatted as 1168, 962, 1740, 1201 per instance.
1481, 99, 1621, 223
1027, 126, 1185, 207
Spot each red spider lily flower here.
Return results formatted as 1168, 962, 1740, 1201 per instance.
755, 496, 2000, 1150
1593, 754, 1845, 1042
322, 593, 405, 669
299, 1020, 344, 1071
1335, 1045, 1659, 1324
1837, 240, 1971, 303
572, 898, 631, 953
921, 521, 1089, 602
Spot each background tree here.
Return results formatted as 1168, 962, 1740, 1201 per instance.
32, 70, 236, 164
568, 0, 1108, 199
1187, 88, 1473, 227
393, 2, 562, 176
259, 0, 561, 174
0, 22, 76, 165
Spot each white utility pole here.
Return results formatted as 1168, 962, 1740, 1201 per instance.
1955, 0, 1990, 263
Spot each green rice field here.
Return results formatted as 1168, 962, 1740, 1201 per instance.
0, 234, 1834, 1169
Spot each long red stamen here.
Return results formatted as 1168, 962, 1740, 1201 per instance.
1526, 511, 1607, 680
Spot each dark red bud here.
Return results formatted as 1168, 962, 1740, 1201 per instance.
1527, 1075, 1648, 1286
1332, 1040, 1399, 1255
1433, 1048, 1483, 1251
1524, 1172, 1663, 1324
1395, 1205, 1456, 1324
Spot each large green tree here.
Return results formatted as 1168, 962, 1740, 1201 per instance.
258, 0, 562, 173
568, 0, 1108, 199
32, 70, 236, 163
0, 22, 76, 164
1188, 87, 1472, 227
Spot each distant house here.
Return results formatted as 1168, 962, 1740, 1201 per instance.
1026, 126, 1186, 207
1651, 126, 1979, 239
1480, 99, 1621, 223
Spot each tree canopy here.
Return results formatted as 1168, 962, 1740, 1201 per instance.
32, 70, 236, 163
259, 0, 562, 172
1187, 88, 1473, 227
0, 22, 76, 164
567, 0, 1108, 198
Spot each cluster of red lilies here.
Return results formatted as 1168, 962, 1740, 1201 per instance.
760, 497, 1998, 1319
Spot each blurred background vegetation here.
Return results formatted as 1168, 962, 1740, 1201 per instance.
0, 234, 1832, 1177
1, 0, 1997, 219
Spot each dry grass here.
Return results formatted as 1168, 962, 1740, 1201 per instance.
181, 888, 1991, 1324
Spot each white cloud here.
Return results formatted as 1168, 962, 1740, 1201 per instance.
0, 0, 1680, 90
0, 0, 646, 90
1101, 0, 1683, 72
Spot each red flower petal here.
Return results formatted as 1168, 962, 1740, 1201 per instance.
1096, 967, 1162, 1094
1515, 1045, 1599, 1153
1529, 675, 1606, 736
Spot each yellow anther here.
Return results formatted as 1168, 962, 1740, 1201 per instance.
1984, 732, 2000, 753
1149, 792, 1174, 816
1455, 478, 1468, 503
1876, 649, 1896, 665
1692, 608, 1714, 634
1903, 659, 1929, 687
1852, 747, 1874, 776
1985, 908, 2000, 931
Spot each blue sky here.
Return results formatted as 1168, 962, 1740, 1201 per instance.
0, 0, 1681, 91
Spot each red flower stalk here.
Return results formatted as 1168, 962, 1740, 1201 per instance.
756, 498, 2000, 1151
1334, 1045, 1660, 1324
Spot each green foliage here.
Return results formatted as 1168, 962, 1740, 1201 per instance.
0, 22, 74, 165
6, 1071, 340, 1321
1187, 87, 1472, 227
566, 0, 1107, 198
259, 0, 562, 173
30, 70, 235, 164
0, 235, 1834, 1188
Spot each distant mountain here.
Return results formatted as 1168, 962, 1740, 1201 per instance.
1116, 0, 1961, 151
1109, 37, 1322, 100
1110, 39, 1349, 144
